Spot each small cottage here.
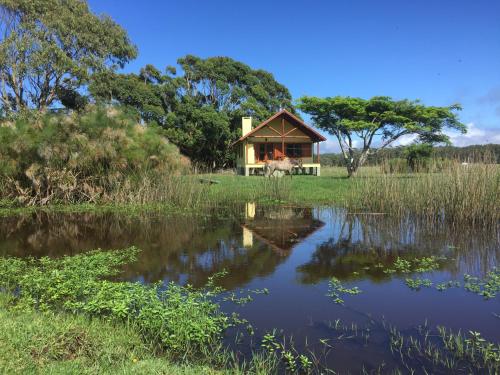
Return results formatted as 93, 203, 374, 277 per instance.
233, 109, 326, 176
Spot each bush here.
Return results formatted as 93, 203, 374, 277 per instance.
0, 107, 189, 205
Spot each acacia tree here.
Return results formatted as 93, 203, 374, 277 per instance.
298, 96, 466, 177
0, 0, 136, 113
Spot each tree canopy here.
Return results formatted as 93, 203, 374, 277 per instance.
298, 96, 466, 176
90, 55, 295, 168
0, 0, 137, 112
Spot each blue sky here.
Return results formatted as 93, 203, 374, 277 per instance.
88, 0, 500, 151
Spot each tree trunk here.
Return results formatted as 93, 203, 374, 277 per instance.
347, 164, 358, 178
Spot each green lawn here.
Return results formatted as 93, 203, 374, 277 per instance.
0, 294, 223, 375
202, 166, 378, 205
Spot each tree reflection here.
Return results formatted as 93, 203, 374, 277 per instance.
297, 210, 500, 284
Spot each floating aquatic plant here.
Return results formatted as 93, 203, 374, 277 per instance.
464, 268, 500, 300
327, 277, 362, 304
384, 256, 444, 275
405, 277, 433, 290
436, 280, 461, 291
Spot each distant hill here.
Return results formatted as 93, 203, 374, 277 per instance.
320, 144, 500, 167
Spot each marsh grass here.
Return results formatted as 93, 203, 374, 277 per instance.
347, 162, 500, 227
387, 322, 500, 374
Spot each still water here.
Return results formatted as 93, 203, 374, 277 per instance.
1, 205, 499, 373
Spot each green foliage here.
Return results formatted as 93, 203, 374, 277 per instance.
404, 143, 434, 172
298, 96, 465, 176
347, 163, 500, 227
0, 107, 187, 205
383, 256, 444, 275
0, 297, 222, 374
436, 280, 461, 291
405, 277, 433, 290
326, 277, 362, 304
261, 332, 313, 374
0, 0, 136, 112
321, 144, 500, 167
91, 55, 295, 168
464, 269, 500, 300
0, 248, 232, 359
389, 324, 500, 373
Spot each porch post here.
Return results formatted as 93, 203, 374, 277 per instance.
281, 117, 285, 159
317, 142, 320, 163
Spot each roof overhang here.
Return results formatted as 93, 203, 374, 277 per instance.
232, 109, 327, 146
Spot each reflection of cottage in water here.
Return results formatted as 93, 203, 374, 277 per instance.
242, 203, 325, 255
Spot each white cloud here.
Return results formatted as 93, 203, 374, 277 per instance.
392, 134, 418, 147
319, 122, 500, 154
320, 137, 362, 153
446, 122, 500, 147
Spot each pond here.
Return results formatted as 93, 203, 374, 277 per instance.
1, 204, 499, 373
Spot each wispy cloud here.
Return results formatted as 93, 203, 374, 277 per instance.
446, 122, 500, 147
320, 122, 500, 154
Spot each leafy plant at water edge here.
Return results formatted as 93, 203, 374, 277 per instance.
261, 331, 313, 374
327, 277, 362, 304
0, 248, 233, 360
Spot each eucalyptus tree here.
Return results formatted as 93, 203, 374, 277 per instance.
0, 0, 136, 113
298, 96, 466, 177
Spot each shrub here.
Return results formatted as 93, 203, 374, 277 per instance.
0, 107, 189, 205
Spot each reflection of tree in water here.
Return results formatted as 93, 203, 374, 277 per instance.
0, 211, 294, 289
297, 210, 500, 284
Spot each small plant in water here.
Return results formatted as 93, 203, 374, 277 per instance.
405, 277, 433, 290
464, 268, 500, 300
435, 280, 461, 291
327, 277, 362, 304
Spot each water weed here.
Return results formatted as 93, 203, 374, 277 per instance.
327, 277, 362, 304
464, 269, 500, 300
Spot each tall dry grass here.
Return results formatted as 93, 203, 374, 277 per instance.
347, 162, 500, 228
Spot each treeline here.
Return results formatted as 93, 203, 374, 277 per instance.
321, 144, 500, 167
0, 0, 294, 170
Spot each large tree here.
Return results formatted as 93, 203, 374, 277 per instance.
0, 0, 136, 113
91, 56, 295, 168
298, 96, 466, 177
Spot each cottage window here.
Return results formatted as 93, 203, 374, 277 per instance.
286, 143, 302, 158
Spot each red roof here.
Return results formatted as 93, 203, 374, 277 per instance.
232, 109, 327, 146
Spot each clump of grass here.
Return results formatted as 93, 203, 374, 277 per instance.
348, 162, 500, 227
388, 323, 500, 374
259, 177, 292, 203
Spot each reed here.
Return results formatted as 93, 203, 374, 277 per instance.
347, 161, 500, 228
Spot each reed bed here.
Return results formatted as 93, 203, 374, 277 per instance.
347, 162, 500, 228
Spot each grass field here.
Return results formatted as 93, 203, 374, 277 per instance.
202, 166, 377, 205
0, 293, 225, 375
